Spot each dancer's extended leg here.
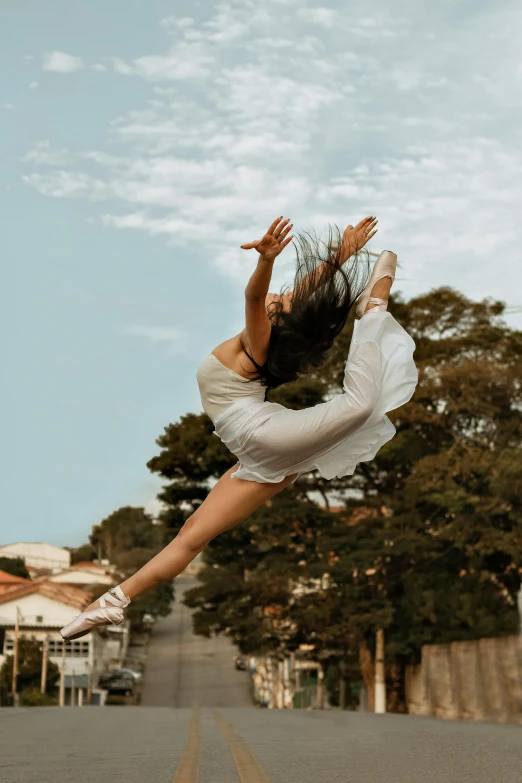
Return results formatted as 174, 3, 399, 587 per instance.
83, 464, 298, 608
365, 276, 392, 311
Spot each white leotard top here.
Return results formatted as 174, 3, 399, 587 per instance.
195, 353, 266, 422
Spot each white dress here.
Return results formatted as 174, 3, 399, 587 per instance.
195, 310, 418, 484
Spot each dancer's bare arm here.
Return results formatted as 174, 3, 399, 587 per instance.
291, 216, 378, 298
241, 217, 293, 363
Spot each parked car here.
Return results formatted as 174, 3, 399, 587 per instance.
117, 667, 142, 682
99, 667, 141, 686
234, 655, 247, 671
99, 671, 136, 696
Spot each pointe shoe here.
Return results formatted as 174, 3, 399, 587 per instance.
60, 585, 131, 641
356, 250, 397, 317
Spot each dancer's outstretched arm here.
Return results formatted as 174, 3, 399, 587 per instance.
242, 216, 293, 363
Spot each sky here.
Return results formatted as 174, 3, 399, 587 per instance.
2, 0, 522, 548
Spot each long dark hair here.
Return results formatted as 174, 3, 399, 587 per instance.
239, 224, 371, 393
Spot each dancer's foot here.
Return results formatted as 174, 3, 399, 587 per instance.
60, 585, 131, 640
356, 250, 397, 316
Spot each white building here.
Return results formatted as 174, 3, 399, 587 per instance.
0, 578, 129, 705
48, 562, 115, 588
0, 542, 70, 572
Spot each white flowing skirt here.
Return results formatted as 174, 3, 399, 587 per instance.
212, 311, 418, 484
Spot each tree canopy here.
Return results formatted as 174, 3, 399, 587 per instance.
145, 287, 522, 708
0, 557, 30, 580
0, 637, 60, 705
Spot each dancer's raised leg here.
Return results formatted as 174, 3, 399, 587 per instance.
364, 275, 392, 311
84, 464, 299, 609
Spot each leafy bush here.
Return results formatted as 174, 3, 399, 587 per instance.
19, 689, 58, 707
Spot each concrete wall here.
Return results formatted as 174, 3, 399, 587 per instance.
406, 635, 522, 723
248, 654, 326, 709
249, 655, 294, 708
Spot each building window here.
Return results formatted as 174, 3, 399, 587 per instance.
3, 638, 14, 654
48, 639, 89, 657
36, 616, 43, 623
2, 636, 89, 657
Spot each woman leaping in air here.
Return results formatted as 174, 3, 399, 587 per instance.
61, 215, 418, 639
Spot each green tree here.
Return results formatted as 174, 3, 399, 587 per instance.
90, 506, 164, 566
68, 544, 97, 565
126, 583, 174, 632
0, 557, 30, 579
184, 489, 331, 656
148, 287, 522, 710
0, 637, 60, 704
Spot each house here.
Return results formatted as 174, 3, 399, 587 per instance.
0, 542, 70, 572
0, 570, 29, 594
0, 578, 129, 705
48, 562, 115, 589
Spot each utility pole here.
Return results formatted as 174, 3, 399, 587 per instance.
40, 635, 48, 694
374, 629, 386, 714
517, 585, 522, 706
59, 639, 66, 707
339, 677, 346, 709
11, 606, 21, 705
316, 663, 325, 709
87, 661, 92, 705
71, 669, 76, 707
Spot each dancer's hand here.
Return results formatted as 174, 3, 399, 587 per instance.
341, 216, 378, 259
241, 217, 293, 262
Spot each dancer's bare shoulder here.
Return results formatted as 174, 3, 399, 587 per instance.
211, 330, 261, 379
210, 292, 291, 378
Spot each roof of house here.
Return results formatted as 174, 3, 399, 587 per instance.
0, 542, 69, 553
0, 569, 29, 584
0, 577, 91, 610
69, 562, 105, 570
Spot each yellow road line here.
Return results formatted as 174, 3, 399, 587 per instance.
172, 708, 201, 783
212, 710, 271, 783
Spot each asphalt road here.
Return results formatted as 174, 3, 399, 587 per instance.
140, 575, 253, 708
2, 706, 522, 783
3, 577, 521, 781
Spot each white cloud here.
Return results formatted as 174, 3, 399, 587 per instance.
160, 15, 194, 29
297, 7, 337, 26
201, 5, 249, 43
4, 103, 13, 109
42, 51, 85, 73
124, 324, 188, 353
29, 81, 38, 89
90, 63, 107, 72
20, 141, 70, 166
22, 1, 522, 317
23, 170, 108, 199
112, 50, 212, 81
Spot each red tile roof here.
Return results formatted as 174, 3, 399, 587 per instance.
0, 578, 92, 611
